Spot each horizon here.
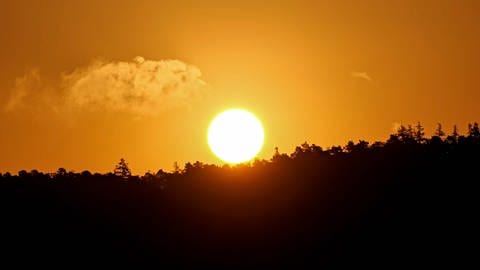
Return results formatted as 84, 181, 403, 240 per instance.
1, 121, 476, 175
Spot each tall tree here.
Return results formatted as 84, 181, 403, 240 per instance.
452, 125, 459, 139
414, 122, 425, 143
435, 123, 445, 137
173, 161, 181, 174
446, 124, 459, 144
395, 125, 409, 142
114, 158, 131, 178
468, 122, 480, 138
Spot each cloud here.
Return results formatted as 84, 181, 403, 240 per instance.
4, 69, 41, 111
63, 57, 206, 115
351, 71, 372, 82
4, 57, 206, 116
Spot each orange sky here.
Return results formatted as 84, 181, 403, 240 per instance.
1, 0, 479, 174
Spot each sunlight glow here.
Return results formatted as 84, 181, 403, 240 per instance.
208, 109, 264, 164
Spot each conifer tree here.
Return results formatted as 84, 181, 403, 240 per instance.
114, 158, 131, 178
435, 123, 445, 137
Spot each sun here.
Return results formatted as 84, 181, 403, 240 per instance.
208, 109, 265, 164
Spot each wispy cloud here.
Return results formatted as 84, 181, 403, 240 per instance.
351, 71, 372, 82
5, 69, 41, 111
4, 57, 206, 116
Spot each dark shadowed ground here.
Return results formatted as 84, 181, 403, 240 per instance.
1, 124, 478, 268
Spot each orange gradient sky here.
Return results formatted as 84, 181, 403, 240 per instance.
1, 0, 479, 173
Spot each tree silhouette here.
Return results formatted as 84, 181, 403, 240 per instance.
468, 122, 480, 139
452, 125, 459, 138
414, 122, 425, 143
274, 146, 280, 157
18, 170, 28, 178
446, 124, 459, 144
435, 123, 445, 137
79, 170, 92, 178
184, 162, 194, 174
271, 147, 290, 163
55, 167, 68, 178
391, 124, 416, 143
114, 158, 131, 178
0, 121, 478, 268
172, 161, 181, 174
327, 145, 343, 155
345, 140, 369, 153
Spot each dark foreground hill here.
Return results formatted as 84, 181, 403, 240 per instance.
1, 124, 479, 268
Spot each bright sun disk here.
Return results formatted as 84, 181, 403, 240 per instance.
208, 109, 264, 164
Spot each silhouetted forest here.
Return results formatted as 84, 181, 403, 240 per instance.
1, 123, 478, 268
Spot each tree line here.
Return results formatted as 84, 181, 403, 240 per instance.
0, 122, 478, 268
1, 122, 478, 180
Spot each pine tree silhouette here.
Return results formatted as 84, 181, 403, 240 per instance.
435, 123, 445, 137
114, 158, 131, 178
